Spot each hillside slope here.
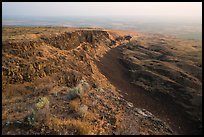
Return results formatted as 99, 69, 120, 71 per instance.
2, 27, 201, 135
117, 34, 202, 134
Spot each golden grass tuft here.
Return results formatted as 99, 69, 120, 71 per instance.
48, 117, 93, 135
69, 98, 81, 112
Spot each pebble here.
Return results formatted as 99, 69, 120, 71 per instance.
5, 121, 10, 126
127, 102, 133, 108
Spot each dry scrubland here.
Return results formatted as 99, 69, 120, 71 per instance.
2, 27, 202, 135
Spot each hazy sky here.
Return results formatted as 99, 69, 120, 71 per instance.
2, 2, 202, 19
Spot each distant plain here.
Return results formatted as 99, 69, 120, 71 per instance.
2, 16, 202, 40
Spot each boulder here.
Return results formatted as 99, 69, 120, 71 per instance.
124, 35, 132, 41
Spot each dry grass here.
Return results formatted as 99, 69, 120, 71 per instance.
47, 117, 93, 135
32, 76, 55, 87
2, 27, 78, 42
2, 82, 33, 97
69, 98, 81, 112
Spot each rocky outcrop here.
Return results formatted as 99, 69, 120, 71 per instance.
41, 30, 113, 50
2, 29, 114, 87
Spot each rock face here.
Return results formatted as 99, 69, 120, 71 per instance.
124, 35, 132, 41
2, 29, 114, 87
41, 30, 112, 50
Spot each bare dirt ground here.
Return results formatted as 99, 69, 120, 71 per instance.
96, 45, 201, 135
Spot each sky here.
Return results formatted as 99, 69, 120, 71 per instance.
2, 2, 202, 19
